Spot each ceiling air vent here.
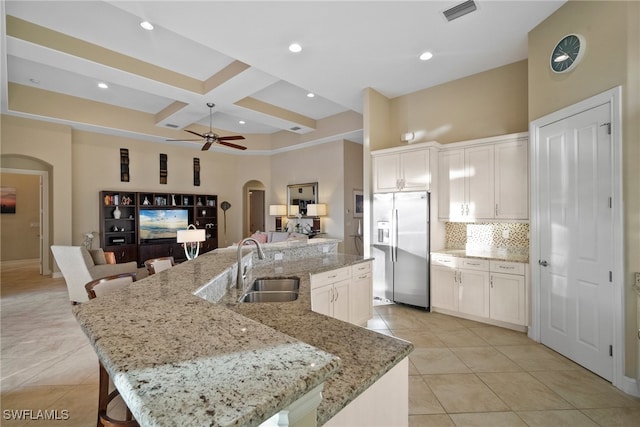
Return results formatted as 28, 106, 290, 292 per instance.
165, 123, 179, 128
442, 0, 477, 22
290, 126, 302, 131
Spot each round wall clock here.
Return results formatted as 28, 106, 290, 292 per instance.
550, 34, 585, 73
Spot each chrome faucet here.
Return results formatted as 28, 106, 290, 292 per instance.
236, 237, 266, 290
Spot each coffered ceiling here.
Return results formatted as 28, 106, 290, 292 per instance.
1, 1, 565, 153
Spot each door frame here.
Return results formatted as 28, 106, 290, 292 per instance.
0, 167, 51, 275
530, 86, 626, 390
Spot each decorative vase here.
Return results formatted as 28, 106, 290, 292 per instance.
113, 206, 122, 219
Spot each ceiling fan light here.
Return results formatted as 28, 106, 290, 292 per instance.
289, 43, 302, 53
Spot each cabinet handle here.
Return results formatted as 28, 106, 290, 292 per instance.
328, 274, 337, 279
334, 287, 339, 302
458, 271, 462, 284
358, 275, 368, 279
461, 204, 465, 216
498, 265, 515, 270
490, 276, 493, 288
495, 204, 498, 217
467, 262, 480, 266
330, 288, 334, 303
465, 204, 469, 216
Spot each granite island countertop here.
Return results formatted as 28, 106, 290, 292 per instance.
73, 246, 413, 427
431, 247, 529, 263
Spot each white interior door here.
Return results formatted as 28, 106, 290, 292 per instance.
537, 102, 613, 381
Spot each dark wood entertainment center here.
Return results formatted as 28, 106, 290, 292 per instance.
99, 191, 218, 266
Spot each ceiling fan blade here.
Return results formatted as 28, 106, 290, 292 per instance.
185, 129, 206, 138
217, 135, 245, 141
202, 141, 213, 151
218, 141, 247, 150
166, 138, 203, 142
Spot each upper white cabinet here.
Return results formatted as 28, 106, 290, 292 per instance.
372, 147, 430, 193
438, 146, 494, 220
494, 139, 529, 219
438, 133, 528, 221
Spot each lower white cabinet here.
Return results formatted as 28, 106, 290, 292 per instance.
489, 261, 527, 326
311, 262, 373, 326
458, 259, 490, 318
350, 262, 373, 326
431, 254, 528, 331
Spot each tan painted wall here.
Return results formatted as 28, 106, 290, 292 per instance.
0, 173, 40, 260
1, 115, 72, 271
389, 60, 529, 147
270, 140, 352, 252
343, 141, 364, 255
528, 0, 640, 379
71, 130, 271, 249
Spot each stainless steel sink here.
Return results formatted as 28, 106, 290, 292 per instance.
239, 291, 299, 303
250, 277, 300, 292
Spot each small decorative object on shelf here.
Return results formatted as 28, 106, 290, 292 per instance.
197, 197, 203, 206
143, 196, 150, 205
113, 206, 121, 219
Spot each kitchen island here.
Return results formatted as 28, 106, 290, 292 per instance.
73, 240, 413, 427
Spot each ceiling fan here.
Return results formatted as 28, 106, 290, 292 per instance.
167, 103, 246, 151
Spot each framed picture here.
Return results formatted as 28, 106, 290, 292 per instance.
353, 190, 363, 218
1, 187, 16, 214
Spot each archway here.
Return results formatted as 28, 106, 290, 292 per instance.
0, 155, 53, 275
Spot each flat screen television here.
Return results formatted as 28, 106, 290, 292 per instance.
139, 208, 189, 242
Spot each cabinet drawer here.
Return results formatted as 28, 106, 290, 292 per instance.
490, 260, 525, 275
311, 266, 351, 289
431, 254, 457, 268
351, 261, 371, 276
460, 258, 489, 271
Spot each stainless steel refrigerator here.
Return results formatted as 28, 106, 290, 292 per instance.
372, 191, 430, 309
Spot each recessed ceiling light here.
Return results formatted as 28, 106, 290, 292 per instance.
97, 82, 109, 89
239, 120, 246, 125
307, 93, 315, 98
140, 21, 154, 31
288, 43, 302, 53
419, 51, 434, 61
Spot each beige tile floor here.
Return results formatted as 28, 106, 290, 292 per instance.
2, 260, 639, 426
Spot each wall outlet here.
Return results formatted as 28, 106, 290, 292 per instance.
322, 245, 329, 253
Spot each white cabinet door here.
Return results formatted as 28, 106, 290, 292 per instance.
490, 272, 526, 325
431, 265, 458, 311
373, 149, 430, 193
399, 150, 430, 191
465, 145, 494, 220
311, 284, 333, 317
438, 149, 465, 220
495, 139, 529, 219
373, 154, 400, 193
458, 268, 490, 317
350, 263, 373, 326
332, 279, 351, 323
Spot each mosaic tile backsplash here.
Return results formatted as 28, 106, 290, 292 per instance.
445, 222, 530, 250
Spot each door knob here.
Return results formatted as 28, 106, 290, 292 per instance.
538, 260, 549, 267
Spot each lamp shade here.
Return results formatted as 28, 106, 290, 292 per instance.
269, 204, 287, 216
306, 204, 327, 216
176, 227, 206, 243
289, 205, 299, 216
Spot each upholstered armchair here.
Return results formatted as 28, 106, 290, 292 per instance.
51, 246, 139, 303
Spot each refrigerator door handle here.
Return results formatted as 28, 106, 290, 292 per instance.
391, 208, 398, 262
